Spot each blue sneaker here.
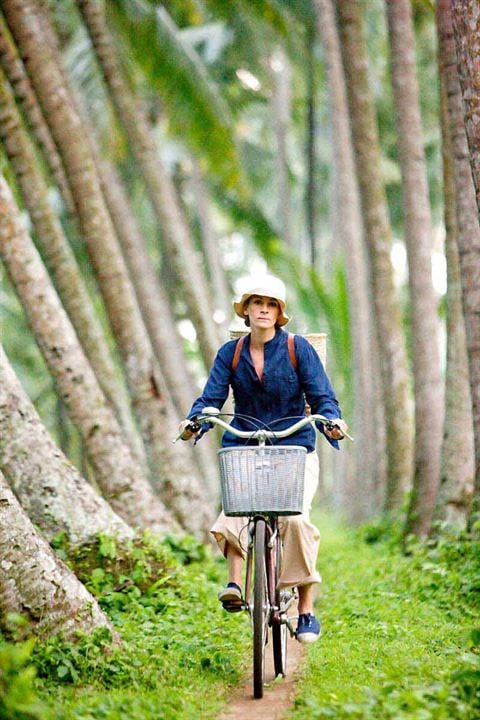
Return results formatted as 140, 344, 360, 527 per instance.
296, 613, 320, 643
218, 582, 243, 612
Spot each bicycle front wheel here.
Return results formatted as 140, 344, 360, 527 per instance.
272, 537, 288, 677
253, 518, 268, 699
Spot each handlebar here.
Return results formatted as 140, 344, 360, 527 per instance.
173, 407, 354, 443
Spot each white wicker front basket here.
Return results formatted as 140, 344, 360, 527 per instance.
218, 445, 307, 517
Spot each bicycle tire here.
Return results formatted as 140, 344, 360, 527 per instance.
253, 518, 268, 699
272, 534, 288, 677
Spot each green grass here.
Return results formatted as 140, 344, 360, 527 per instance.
291, 513, 480, 719
1, 516, 478, 719
1, 533, 251, 720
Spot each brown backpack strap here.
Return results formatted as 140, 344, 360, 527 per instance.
288, 332, 298, 371
231, 335, 245, 372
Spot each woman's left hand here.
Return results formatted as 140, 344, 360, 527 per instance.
324, 418, 348, 440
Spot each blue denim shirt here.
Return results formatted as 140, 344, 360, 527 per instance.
188, 328, 342, 452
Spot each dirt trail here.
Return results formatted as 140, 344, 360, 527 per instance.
218, 635, 305, 720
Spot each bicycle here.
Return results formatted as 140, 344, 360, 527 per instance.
174, 407, 353, 699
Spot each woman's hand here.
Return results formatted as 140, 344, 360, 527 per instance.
324, 418, 348, 440
178, 419, 200, 441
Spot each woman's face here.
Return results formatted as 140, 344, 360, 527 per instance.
244, 295, 280, 330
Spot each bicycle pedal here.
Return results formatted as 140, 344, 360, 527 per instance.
222, 601, 244, 613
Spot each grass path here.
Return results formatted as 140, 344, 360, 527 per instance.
289, 514, 479, 719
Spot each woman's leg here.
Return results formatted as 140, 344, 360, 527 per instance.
298, 583, 315, 615
226, 542, 244, 585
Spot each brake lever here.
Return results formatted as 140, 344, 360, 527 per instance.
171, 420, 201, 444
324, 421, 355, 442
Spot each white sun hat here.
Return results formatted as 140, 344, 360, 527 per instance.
232, 275, 289, 326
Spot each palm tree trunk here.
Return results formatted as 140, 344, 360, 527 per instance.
1, 0, 195, 505
449, 0, 480, 511
304, 31, 317, 266
0, 173, 177, 535
336, 0, 413, 512
385, 0, 444, 538
270, 46, 294, 251
0, 12, 74, 213
190, 156, 231, 332
0, 57, 147, 470
0, 343, 133, 546
314, 0, 385, 519
76, 0, 221, 371
96, 157, 198, 415
95, 156, 220, 510
433, 65, 474, 530
0, 470, 118, 640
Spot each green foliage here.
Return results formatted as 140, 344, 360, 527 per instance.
0, 639, 45, 720
109, 0, 245, 191
291, 515, 480, 720
28, 532, 249, 719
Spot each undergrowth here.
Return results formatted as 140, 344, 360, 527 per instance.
0, 532, 250, 720
292, 514, 480, 720
2, 516, 479, 719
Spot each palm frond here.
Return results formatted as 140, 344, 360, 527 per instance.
109, 0, 245, 190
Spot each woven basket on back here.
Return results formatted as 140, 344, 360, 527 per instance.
229, 330, 327, 367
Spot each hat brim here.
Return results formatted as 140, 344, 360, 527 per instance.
233, 292, 289, 326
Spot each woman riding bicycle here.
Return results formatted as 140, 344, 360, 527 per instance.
180, 274, 347, 643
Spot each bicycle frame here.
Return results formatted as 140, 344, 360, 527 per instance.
172, 409, 353, 698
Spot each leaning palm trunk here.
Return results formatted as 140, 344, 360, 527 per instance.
385, 0, 443, 538
0, 60, 146, 469
0, 343, 132, 546
433, 65, 474, 530
77, 0, 220, 370
0, 173, 176, 535
190, 157, 231, 334
336, 0, 413, 512
96, 156, 198, 415
1, 0, 192, 501
450, 1, 480, 507
96, 156, 220, 498
270, 47, 294, 251
314, 0, 385, 519
0, 470, 118, 640
0, 12, 74, 212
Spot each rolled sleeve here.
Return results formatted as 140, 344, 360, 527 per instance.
295, 336, 342, 449
187, 342, 235, 421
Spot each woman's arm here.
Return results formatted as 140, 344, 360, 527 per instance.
187, 343, 234, 421
295, 336, 346, 446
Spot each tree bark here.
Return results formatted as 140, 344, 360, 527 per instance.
304, 30, 318, 267
314, 0, 385, 519
95, 157, 218, 523
190, 156, 231, 333
0, 12, 74, 213
96, 157, 198, 416
336, 0, 413, 512
76, 0, 221, 371
0, 470, 117, 640
1, 0, 195, 503
0, 343, 133, 546
270, 46, 294, 252
385, 0, 444, 538
0, 173, 176, 535
450, 0, 480, 508
0, 56, 146, 470
433, 62, 474, 530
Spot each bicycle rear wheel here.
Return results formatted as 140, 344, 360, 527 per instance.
253, 518, 268, 699
272, 535, 288, 677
